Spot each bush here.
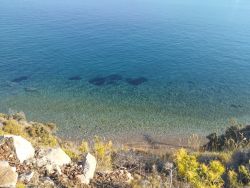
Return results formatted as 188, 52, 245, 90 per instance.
238, 165, 250, 185
63, 148, 80, 160
78, 140, 89, 153
25, 123, 58, 147
228, 170, 240, 188
93, 136, 113, 170
2, 120, 26, 137
175, 148, 225, 188
204, 120, 250, 151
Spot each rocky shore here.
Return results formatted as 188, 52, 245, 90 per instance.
0, 112, 249, 188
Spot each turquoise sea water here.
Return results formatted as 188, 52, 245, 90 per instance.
1, 0, 250, 140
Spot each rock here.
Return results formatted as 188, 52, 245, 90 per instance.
39, 177, 55, 188
0, 161, 18, 187
45, 163, 62, 175
79, 153, 97, 184
37, 148, 71, 167
19, 171, 34, 183
76, 174, 86, 183
1, 135, 35, 163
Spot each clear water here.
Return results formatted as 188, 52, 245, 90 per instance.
1, 0, 250, 140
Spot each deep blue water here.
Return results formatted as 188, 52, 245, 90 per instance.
1, 0, 250, 139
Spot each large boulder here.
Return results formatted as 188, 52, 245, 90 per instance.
37, 148, 71, 167
1, 135, 35, 163
0, 161, 18, 187
78, 153, 97, 184
36, 148, 71, 174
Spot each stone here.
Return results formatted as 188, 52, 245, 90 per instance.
1, 135, 35, 163
39, 177, 55, 188
37, 148, 71, 167
0, 161, 18, 187
79, 153, 97, 184
19, 171, 34, 183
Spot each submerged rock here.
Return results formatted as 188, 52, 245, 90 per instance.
106, 74, 122, 81
89, 74, 123, 86
69, 76, 82, 81
11, 76, 28, 83
126, 77, 148, 86
89, 77, 106, 86
0, 161, 18, 188
1, 135, 35, 163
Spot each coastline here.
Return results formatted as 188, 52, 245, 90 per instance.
0, 112, 249, 187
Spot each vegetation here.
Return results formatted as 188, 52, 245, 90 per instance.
204, 119, 250, 151
2, 119, 25, 137
175, 148, 225, 188
0, 112, 249, 187
0, 113, 58, 147
93, 136, 113, 170
25, 123, 58, 147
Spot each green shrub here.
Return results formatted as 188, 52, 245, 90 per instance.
63, 148, 80, 160
175, 148, 225, 188
78, 140, 89, 153
93, 136, 113, 170
25, 124, 58, 147
16, 182, 26, 188
228, 170, 241, 188
204, 121, 250, 151
238, 165, 250, 185
2, 120, 26, 137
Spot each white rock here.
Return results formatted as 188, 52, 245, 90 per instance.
79, 153, 97, 184
40, 177, 55, 187
45, 163, 62, 175
19, 171, 34, 183
2, 135, 35, 163
0, 161, 18, 187
38, 148, 71, 167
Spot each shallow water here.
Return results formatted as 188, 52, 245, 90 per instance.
1, 0, 250, 140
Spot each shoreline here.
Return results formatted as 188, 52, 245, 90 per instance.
61, 130, 208, 154
1, 111, 249, 187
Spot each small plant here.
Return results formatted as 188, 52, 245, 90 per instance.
238, 165, 250, 185
188, 134, 201, 151
228, 170, 241, 188
63, 148, 80, 160
93, 136, 113, 170
16, 182, 26, 188
0, 128, 5, 136
78, 140, 89, 153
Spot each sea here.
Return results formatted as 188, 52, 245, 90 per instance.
1, 0, 250, 140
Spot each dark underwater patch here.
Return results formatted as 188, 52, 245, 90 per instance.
230, 104, 243, 108
69, 76, 82, 81
89, 74, 123, 86
89, 77, 106, 86
11, 76, 29, 83
126, 77, 148, 86
105, 74, 123, 85
106, 74, 122, 81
